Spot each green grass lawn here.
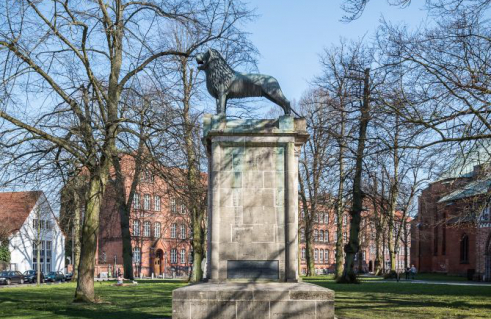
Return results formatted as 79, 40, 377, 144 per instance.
305, 276, 491, 319
0, 280, 186, 319
0, 278, 490, 319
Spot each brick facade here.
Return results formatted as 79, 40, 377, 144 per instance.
411, 165, 491, 280
96, 155, 193, 278
299, 207, 411, 275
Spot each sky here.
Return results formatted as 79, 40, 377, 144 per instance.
244, 0, 429, 104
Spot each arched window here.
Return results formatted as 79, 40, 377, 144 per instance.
325, 250, 329, 263
314, 249, 318, 262
320, 230, 324, 242
319, 249, 324, 262
460, 234, 469, 263
300, 228, 305, 241
133, 220, 140, 236
180, 224, 186, 239
301, 247, 306, 260
325, 230, 329, 242
314, 229, 318, 242
324, 213, 329, 224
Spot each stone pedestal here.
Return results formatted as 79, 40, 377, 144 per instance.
172, 282, 334, 319
172, 115, 334, 318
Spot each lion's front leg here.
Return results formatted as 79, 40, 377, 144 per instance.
217, 93, 227, 115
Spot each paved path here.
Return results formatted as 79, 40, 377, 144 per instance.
365, 279, 491, 286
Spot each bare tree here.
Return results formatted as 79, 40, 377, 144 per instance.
0, 0, 255, 302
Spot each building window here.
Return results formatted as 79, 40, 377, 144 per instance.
324, 230, 329, 242
334, 214, 338, 224
324, 213, 329, 224
301, 210, 305, 219
144, 194, 151, 210
133, 220, 140, 236
180, 249, 186, 264
133, 193, 140, 209
460, 234, 469, 263
171, 223, 177, 238
325, 250, 329, 263
180, 203, 186, 214
171, 248, 177, 264
180, 225, 186, 239
133, 247, 141, 263
154, 195, 161, 211
171, 198, 177, 214
343, 214, 348, 226
320, 249, 324, 262
143, 221, 151, 237
314, 249, 318, 262
334, 232, 338, 242
300, 228, 305, 241
143, 170, 154, 183
154, 222, 161, 238
189, 251, 193, 264
314, 229, 318, 242
320, 230, 324, 242
343, 232, 347, 242
301, 247, 306, 260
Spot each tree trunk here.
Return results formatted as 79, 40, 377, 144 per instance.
36, 241, 41, 285
72, 190, 81, 282
339, 68, 370, 283
120, 204, 134, 280
335, 110, 346, 279
74, 172, 107, 303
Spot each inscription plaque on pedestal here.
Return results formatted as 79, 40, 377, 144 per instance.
227, 260, 279, 279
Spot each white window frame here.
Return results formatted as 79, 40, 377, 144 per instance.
143, 221, 151, 237
154, 195, 161, 211
133, 194, 141, 209
133, 220, 140, 236
144, 194, 151, 210
154, 222, 161, 238
171, 223, 177, 239
133, 247, 141, 263
180, 224, 186, 239
180, 249, 186, 264
171, 248, 177, 263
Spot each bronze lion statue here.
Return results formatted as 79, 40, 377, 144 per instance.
196, 49, 295, 116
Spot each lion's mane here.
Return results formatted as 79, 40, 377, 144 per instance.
206, 49, 235, 96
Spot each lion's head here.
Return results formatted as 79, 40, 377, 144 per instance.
196, 49, 235, 95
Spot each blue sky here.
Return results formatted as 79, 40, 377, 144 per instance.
245, 0, 429, 104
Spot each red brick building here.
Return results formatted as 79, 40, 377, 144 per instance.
96, 155, 193, 278
299, 207, 411, 275
411, 164, 491, 280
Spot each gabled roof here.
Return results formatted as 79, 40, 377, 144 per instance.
0, 191, 42, 237
438, 177, 491, 203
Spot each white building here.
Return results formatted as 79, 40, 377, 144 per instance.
0, 191, 65, 273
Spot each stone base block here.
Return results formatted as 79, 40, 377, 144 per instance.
172, 282, 334, 319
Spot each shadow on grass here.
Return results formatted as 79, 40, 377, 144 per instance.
0, 281, 186, 319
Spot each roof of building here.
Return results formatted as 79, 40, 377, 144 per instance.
438, 176, 491, 203
0, 191, 42, 236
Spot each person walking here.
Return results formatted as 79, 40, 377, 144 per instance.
410, 265, 417, 280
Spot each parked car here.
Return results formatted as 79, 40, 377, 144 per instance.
45, 271, 65, 282
0, 271, 25, 285
64, 273, 73, 281
23, 270, 45, 283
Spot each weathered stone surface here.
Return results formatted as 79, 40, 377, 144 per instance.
172, 282, 334, 319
